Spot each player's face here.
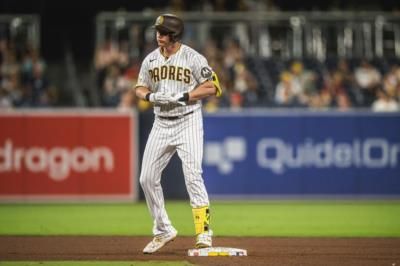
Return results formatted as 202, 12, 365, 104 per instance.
156, 30, 172, 47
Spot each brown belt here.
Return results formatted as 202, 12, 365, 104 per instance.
158, 111, 194, 120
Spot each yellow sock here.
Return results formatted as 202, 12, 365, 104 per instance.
192, 206, 210, 235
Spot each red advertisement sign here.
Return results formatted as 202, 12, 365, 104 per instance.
0, 110, 137, 201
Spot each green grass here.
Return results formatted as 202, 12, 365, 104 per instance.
0, 201, 400, 237
0, 262, 193, 266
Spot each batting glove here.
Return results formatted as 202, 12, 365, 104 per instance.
170, 92, 189, 106
146, 92, 172, 105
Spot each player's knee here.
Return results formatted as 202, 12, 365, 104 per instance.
139, 175, 148, 189
139, 175, 154, 191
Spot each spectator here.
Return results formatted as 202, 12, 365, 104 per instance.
30, 62, 49, 106
224, 38, 244, 64
289, 60, 317, 97
274, 71, 302, 106
5, 70, 24, 106
95, 40, 129, 90
336, 92, 352, 111
320, 71, 353, 109
1, 48, 19, 79
308, 92, 325, 109
21, 48, 46, 84
354, 59, 382, 106
232, 62, 258, 105
229, 91, 244, 111
382, 65, 400, 102
102, 64, 131, 106
372, 88, 399, 112
95, 40, 128, 71
335, 59, 361, 106
336, 59, 355, 87
0, 87, 12, 109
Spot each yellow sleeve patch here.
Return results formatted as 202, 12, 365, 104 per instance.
212, 72, 222, 97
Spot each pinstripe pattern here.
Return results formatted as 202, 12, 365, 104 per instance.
136, 44, 212, 117
138, 44, 211, 236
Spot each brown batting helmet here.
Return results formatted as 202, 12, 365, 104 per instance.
153, 14, 184, 42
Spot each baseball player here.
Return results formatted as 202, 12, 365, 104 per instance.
134, 14, 222, 254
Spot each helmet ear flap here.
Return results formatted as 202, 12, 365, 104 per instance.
168, 31, 180, 43
168, 33, 175, 43
170, 33, 178, 43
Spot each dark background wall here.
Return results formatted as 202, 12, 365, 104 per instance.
0, 1, 167, 64
1, 0, 399, 66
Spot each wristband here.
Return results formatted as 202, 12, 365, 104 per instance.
145, 92, 152, 101
181, 92, 189, 102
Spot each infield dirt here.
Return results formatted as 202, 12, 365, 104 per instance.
1, 236, 399, 265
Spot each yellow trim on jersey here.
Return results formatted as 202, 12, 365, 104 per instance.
211, 71, 222, 97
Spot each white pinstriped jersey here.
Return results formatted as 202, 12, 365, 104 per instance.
137, 43, 212, 236
136, 44, 214, 117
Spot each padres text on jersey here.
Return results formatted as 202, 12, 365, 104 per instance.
149, 66, 191, 83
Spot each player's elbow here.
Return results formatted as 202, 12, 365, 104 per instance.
135, 86, 147, 99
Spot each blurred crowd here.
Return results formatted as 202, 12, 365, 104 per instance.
94, 35, 400, 113
2, 0, 400, 112
91, 0, 400, 113
0, 38, 56, 109
267, 58, 400, 112
3, 29, 399, 113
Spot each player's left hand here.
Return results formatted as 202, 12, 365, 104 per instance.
149, 92, 173, 105
170, 92, 189, 106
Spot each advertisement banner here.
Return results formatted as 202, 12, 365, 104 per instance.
0, 110, 137, 201
203, 111, 400, 196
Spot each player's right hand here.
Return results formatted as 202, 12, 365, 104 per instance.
149, 92, 173, 105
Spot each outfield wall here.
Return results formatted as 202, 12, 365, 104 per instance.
202, 110, 400, 197
0, 110, 138, 201
1, 109, 399, 201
